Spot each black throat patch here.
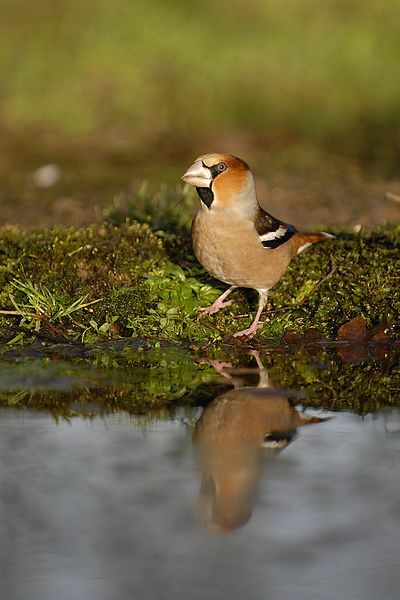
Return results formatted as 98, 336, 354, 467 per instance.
196, 186, 214, 208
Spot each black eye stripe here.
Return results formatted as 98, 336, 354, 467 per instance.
209, 162, 227, 179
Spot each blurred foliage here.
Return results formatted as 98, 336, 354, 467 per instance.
1, 0, 400, 160
104, 183, 196, 234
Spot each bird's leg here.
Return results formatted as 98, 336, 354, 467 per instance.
233, 301, 264, 338
248, 349, 264, 370
234, 291, 268, 339
198, 285, 237, 315
248, 350, 270, 387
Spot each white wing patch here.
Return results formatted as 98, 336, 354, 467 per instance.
296, 242, 312, 254
259, 227, 288, 242
260, 224, 296, 249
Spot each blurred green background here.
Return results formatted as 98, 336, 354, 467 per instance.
1, 0, 400, 227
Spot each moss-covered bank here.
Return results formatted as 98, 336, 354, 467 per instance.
0, 219, 399, 345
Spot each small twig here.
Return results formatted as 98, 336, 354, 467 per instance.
315, 380, 339, 409
266, 262, 337, 316
77, 298, 103, 310
67, 318, 88, 331
197, 318, 232, 338
0, 309, 65, 337
385, 192, 400, 203
197, 315, 259, 348
0, 322, 73, 345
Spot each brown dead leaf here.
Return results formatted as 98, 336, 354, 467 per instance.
336, 316, 367, 341
283, 331, 302, 345
303, 328, 326, 343
337, 345, 367, 364
368, 315, 391, 344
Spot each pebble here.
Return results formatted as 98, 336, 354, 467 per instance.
33, 164, 61, 188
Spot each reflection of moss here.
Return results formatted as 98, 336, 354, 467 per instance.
0, 347, 220, 417
263, 348, 400, 414
0, 221, 399, 343
0, 344, 398, 417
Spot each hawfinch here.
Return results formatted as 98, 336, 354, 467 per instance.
193, 355, 323, 532
181, 153, 334, 338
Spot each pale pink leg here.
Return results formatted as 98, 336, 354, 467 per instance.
234, 292, 267, 339
249, 349, 264, 370
248, 350, 270, 387
198, 286, 236, 315
197, 359, 233, 379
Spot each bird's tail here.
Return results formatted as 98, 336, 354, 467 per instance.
291, 231, 335, 256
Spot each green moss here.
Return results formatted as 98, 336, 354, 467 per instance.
0, 220, 399, 345
0, 221, 169, 340
259, 227, 400, 340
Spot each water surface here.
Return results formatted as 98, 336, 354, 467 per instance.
0, 346, 399, 599
1, 397, 399, 597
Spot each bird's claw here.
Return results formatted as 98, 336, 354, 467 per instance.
198, 299, 233, 315
233, 323, 261, 339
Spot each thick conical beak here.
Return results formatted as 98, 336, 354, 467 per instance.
181, 160, 212, 187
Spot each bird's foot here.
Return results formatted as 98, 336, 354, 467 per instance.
233, 322, 262, 339
198, 299, 233, 315
197, 359, 233, 379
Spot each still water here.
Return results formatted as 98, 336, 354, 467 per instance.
1, 396, 399, 600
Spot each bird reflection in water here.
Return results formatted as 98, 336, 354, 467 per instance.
193, 352, 324, 533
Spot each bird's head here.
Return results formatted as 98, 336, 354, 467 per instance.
181, 153, 257, 217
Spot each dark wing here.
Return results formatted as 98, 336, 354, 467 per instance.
254, 207, 297, 249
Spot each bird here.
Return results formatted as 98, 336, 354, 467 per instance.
193, 354, 324, 532
181, 153, 334, 338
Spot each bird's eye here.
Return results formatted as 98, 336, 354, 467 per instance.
217, 162, 227, 172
